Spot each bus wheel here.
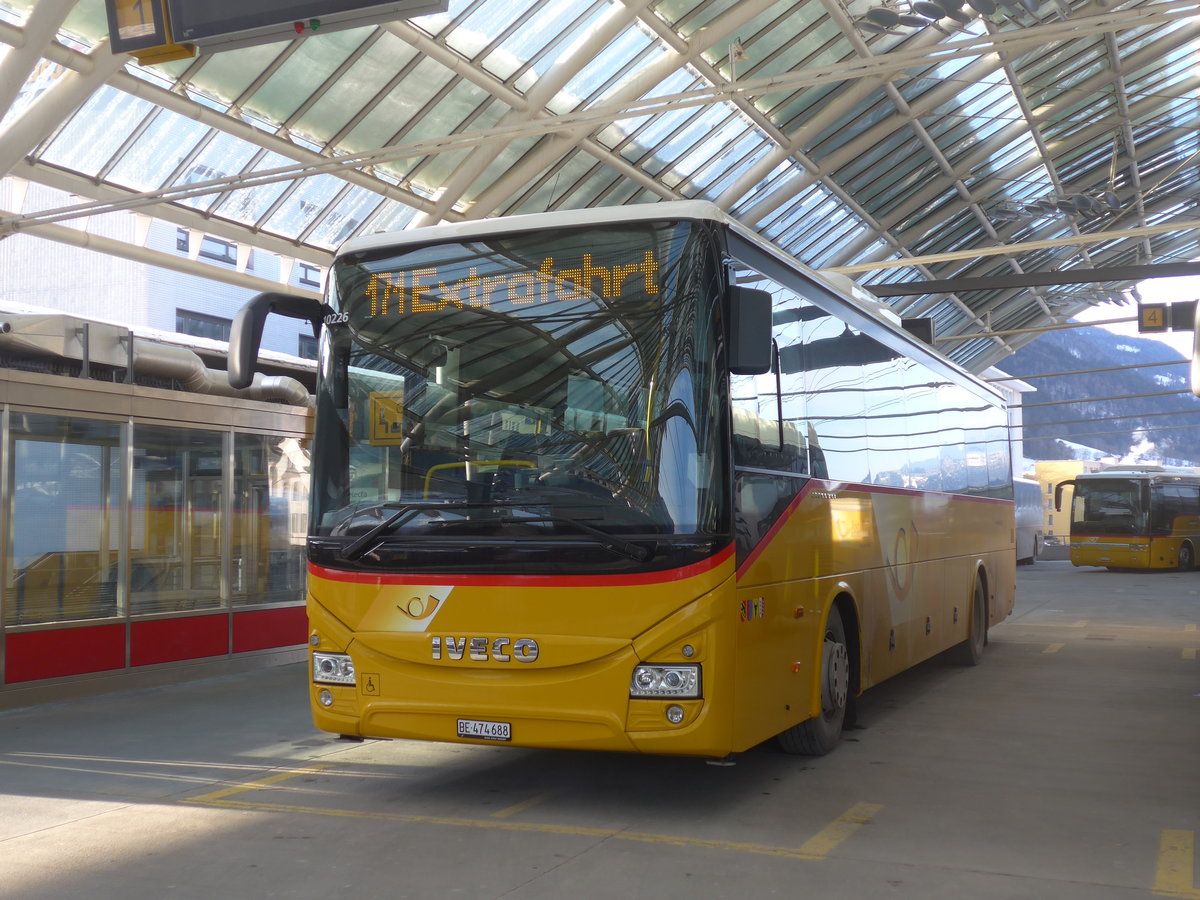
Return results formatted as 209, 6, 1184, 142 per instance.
1179, 543, 1195, 572
778, 606, 849, 756
950, 577, 987, 666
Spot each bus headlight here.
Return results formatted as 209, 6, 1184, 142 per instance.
630, 664, 700, 698
312, 652, 356, 685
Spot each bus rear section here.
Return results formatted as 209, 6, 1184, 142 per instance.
1058, 468, 1200, 570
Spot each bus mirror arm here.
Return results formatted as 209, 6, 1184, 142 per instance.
729, 286, 772, 375
229, 292, 326, 389
1053, 480, 1074, 513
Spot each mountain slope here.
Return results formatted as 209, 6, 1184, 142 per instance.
998, 326, 1200, 464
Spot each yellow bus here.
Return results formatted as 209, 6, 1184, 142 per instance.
1055, 467, 1200, 570
231, 201, 1015, 758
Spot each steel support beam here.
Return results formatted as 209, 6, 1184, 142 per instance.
867, 261, 1200, 297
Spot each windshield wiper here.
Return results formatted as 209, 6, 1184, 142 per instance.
341, 504, 424, 561
497, 514, 653, 562
340, 500, 509, 560
340, 501, 653, 563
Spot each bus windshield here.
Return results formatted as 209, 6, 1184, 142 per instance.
309, 219, 728, 572
1071, 479, 1147, 535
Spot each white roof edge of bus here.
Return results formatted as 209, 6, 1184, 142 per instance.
339, 199, 899, 329
335, 200, 997, 397
338, 200, 729, 256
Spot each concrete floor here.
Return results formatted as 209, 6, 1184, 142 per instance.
2, 559, 1198, 900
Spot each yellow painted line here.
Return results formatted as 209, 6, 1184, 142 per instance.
183, 784, 881, 862
1183, 649, 1197, 661
1043, 643, 1065, 654
492, 793, 553, 819
1186, 625, 1197, 633
1155, 829, 1200, 899
797, 802, 883, 858
187, 764, 330, 804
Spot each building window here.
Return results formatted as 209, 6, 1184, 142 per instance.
298, 334, 318, 360
176, 309, 232, 342
298, 263, 322, 287
176, 228, 238, 266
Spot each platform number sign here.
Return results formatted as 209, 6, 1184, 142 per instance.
104, 0, 170, 53
1139, 301, 1197, 333
1138, 302, 1168, 333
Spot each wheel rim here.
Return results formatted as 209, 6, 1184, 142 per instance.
1182, 545, 1194, 570
821, 637, 849, 715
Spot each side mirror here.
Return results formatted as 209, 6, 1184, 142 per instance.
229, 292, 326, 389
1053, 480, 1075, 513
729, 286, 772, 375
1193, 321, 1200, 398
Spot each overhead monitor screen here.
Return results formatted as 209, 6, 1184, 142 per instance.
165, 0, 444, 44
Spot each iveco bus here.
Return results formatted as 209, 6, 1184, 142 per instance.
230, 201, 1015, 757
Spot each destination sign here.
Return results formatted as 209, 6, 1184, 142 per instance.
364, 251, 660, 316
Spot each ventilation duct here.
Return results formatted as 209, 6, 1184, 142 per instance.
0, 314, 312, 408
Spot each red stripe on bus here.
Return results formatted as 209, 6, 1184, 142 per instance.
735, 479, 1015, 578
309, 543, 735, 588
736, 480, 818, 578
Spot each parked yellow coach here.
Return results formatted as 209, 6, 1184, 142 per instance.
1057, 466, 1200, 570
232, 201, 1015, 758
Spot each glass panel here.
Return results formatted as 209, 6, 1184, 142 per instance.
7, 414, 120, 626
232, 434, 309, 607
211, 151, 295, 225
106, 110, 211, 192
38, 86, 156, 177
244, 28, 374, 125
293, 34, 419, 147
130, 425, 224, 615
313, 217, 728, 575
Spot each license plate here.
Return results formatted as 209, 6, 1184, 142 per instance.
457, 718, 512, 741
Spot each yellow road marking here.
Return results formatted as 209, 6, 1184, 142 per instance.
1155, 830, 1200, 899
183, 770, 879, 861
797, 802, 883, 858
492, 793, 553, 819
1186, 625, 1197, 633
187, 764, 330, 803
1184, 649, 1197, 661
1043, 643, 1065, 654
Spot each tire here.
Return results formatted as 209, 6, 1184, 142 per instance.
949, 577, 987, 666
1179, 543, 1195, 572
778, 606, 850, 756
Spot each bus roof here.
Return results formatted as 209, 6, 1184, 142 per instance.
332, 200, 1003, 404
1075, 467, 1200, 481
337, 200, 731, 257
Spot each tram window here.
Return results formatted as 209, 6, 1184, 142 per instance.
231, 434, 309, 607
7, 414, 121, 627
130, 424, 225, 616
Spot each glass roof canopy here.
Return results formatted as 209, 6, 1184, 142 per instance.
1, 0, 1198, 373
